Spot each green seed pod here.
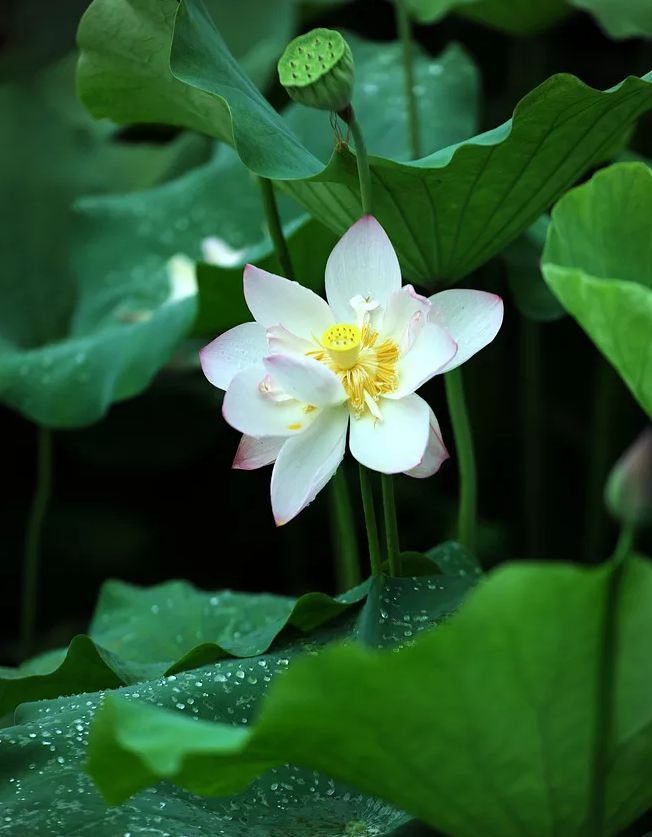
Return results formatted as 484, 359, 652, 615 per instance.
278, 28, 354, 113
605, 428, 652, 528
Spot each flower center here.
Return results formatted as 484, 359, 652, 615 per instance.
311, 322, 399, 418
321, 323, 362, 369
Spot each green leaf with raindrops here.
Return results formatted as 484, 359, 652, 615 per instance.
542, 162, 652, 418
84, 558, 652, 837
0, 579, 368, 717
0, 542, 476, 716
0, 553, 478, 836
77, 0, 652, 286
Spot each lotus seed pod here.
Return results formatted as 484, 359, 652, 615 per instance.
278, 28, 354, 113
605, 428, 652, 528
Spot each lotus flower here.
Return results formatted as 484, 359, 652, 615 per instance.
200, 216, 503, 525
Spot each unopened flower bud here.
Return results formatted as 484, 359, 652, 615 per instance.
278, 28, 354, 113
605, 428, 652, 528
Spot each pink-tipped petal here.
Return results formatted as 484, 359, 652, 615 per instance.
271, 406, 349, 525
264, 354, 346, 407
381, 285, 431, 352
349, 393, 430, 473
233, 435, 285, 470
199, 322, 267, 390
223, 365, 318, 438
404, 409, 449, 478
325, 216, 402, 322
244, 264, 333, 339
385, 322, 457, 399
429, 289, 504, 372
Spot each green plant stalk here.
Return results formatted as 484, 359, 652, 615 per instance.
587, 521, 636, 837
381, 474, 401, 576
521, 317, 544, 557
444, 368, 477, 551
258, 176, 295, 280
395, 0, 421, 159
339, 105, 384, 574
583, 359, 618, 562
329, 467, 362, 591
258, 176, 364, 586
20, 426, 53, 660
359, 464, 382, 575
340, 105, 373, 215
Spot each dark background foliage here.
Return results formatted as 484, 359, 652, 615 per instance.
1, 0, 650, 676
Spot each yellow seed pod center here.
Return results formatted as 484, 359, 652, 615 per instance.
321, 323, 362, 369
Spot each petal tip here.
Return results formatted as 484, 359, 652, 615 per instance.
242, 263, 257, 282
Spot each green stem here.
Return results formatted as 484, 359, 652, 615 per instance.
586, 521, 636, 837
20, 426, 53, 660
584, 360, 618, 562
258, 176, 294, 280
444, 367, 477, 551
381, 474, 401, 576
611, 522, 635, 566
329, 467, 362, 591
359, 464, 382, 575
395, 0, 421, 159
521, 317, 544, 557
340, 105, 373, 215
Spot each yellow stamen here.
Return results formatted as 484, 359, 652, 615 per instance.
309, 323, 399, 418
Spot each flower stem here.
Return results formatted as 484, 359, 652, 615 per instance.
583, 359, 618, 562
521, 317, 544, 557
329, 466, 362, 591
359, 464, 382, 575
258, 176, 294, 280
587, 520, 636, 837
381, 474, 401, 576
339, 105, 373, 215
395, 0, 421, 160
444, 367, 477, 551
20, 425, 53, 660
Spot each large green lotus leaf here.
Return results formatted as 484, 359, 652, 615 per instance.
75, 0, 298, 136
0, 549, 477, 836
405, 0, 568, 32
542, 162, 652, 418
0, 543, 475, 716
283, 71, 652, 284
0, 625, 409, 836
75, 17, 479, 338
0, 579, 367, 717
203, 0, 298, 89
78, 0, 652, 285
283, 37, 480, 164
77, 0, 480, 172
0, 54, 211, 427
85, 558, 652, 837
571, 0, 652, 38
